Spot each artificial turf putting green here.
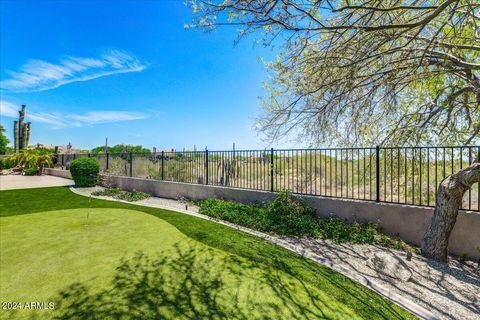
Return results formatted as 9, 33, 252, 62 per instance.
0, 187, 416, 319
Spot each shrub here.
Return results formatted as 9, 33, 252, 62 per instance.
198, 191, 418, 253
199, 191, 321, 237
8, 149, 52, 174
24, 166, 39, 176
70, 158, 100, 187
92, 187, 150, 202
317, 218, 377, 244
199, 198, 268, 231
266, 190, 320, 237
0, 157, 15, 170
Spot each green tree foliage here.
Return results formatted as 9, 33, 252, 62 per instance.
189, 0, 479, 146
90, 144, 150, 154
4, 146, 15, 155
0, 125, 10, 154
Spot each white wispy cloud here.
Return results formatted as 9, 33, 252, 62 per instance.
0, 100, 145, 128
67, 111, 145, 126
0, 50, 146, 92
0, 100, 19, 118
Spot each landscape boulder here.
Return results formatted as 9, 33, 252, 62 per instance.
1, 168, 22, 175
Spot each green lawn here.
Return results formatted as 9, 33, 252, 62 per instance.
0, 187, 416, 319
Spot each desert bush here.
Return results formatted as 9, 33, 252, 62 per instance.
317, 218, 376, 243
198, 198, 268, 231
70, 158, 100, 187
266, 190, 320, 236
199, 191, 321, 237
198, 191, 417, 252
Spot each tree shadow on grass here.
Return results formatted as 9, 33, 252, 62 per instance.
49, 242, 412, 320
53, 246, 245, 319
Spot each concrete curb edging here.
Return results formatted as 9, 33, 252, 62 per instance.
69, 187, 437, 319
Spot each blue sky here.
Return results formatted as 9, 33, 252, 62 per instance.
0, 0, 279, 150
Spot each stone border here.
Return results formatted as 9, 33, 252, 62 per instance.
70, 186, 437, 319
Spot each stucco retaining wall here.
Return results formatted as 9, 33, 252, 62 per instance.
45, 169, 480, 259
44, 168, 72, 179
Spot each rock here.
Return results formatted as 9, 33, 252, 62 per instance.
1, 168, 23, 175
367, 251, 412, 282
12, 166, 23, 172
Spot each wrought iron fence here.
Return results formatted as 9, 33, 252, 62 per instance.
52, 145, 480, 212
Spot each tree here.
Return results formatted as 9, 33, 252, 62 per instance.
421, 163, 480, 261
90, 144, 150, 154
189, 0, 479, 146
0, 125, 10, 155
189, 0, 479, 261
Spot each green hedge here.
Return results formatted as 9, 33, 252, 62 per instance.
69, 158, 100, 187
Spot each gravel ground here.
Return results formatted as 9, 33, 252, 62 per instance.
283, 238, 479, 320
72, 187, 479, 320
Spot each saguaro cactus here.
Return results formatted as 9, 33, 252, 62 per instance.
13, 104, 31, 152
13, 121, 19, 153
25, 123, 31, 148
216, 158, 237, 186
21, 123, 28, 150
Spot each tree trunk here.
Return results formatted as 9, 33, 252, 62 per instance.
421, 162, 480, 262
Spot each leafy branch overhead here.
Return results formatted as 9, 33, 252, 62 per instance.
190, 0, 479, 146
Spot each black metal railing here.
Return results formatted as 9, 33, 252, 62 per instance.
52, 145, 480, 212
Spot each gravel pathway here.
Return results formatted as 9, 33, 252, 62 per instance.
71, 187, 479, 320
283, 239, 479, 320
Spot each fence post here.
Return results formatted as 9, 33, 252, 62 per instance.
270, 147, 274, 192
129, 152, 133, 177
106, 153, 109, 172
205, 149, 209, 185
161, 151, 164, 180
375, 146, 380, 202
61, 154, 64, 169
